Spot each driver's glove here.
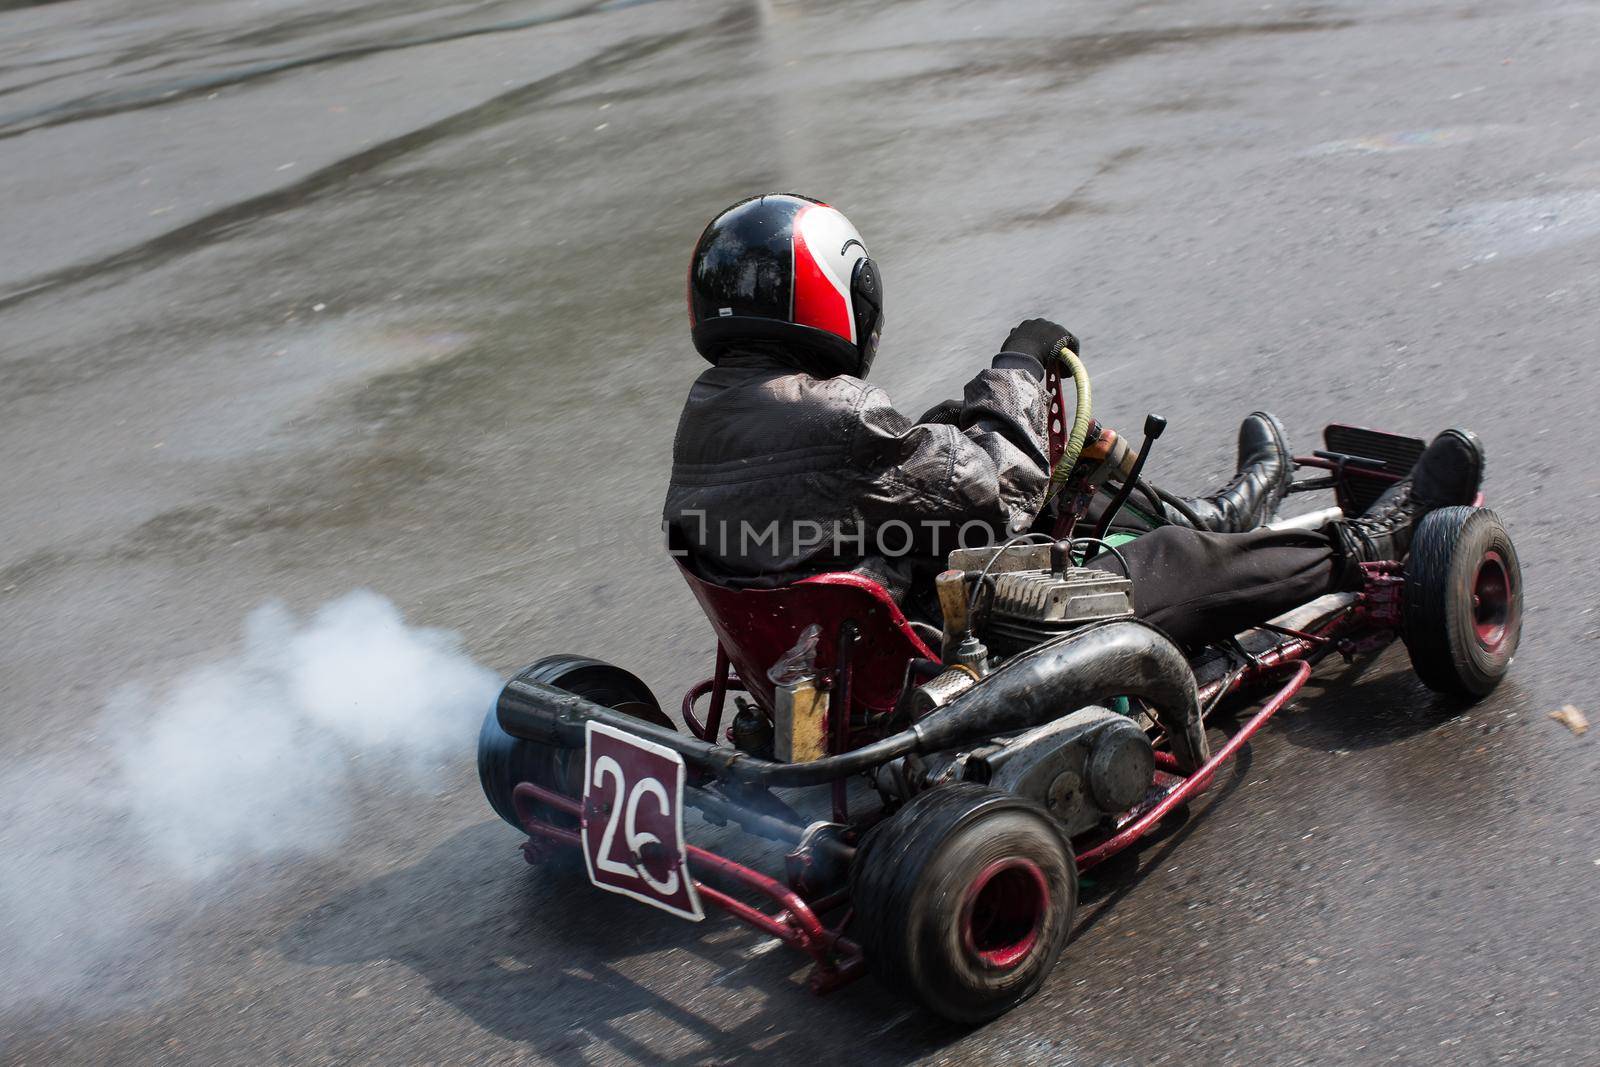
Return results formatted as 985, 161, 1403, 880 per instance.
1000, 318, 1080, 365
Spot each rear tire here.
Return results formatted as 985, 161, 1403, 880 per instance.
1401, 507, 1522, 697
851, 783, 1077, 1024
477, 655, 669, 833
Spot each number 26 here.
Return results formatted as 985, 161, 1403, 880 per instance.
590, 756, 680, 896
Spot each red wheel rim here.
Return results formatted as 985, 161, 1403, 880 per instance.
959, 858, 1049, 970
1471, 550, 1514, 654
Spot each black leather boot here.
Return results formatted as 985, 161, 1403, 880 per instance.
1164, 412, 1294, 532
1328, 428, 1485, 583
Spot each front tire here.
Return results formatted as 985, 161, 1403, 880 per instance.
851, 783, 1077, 1024
477, 655, 669, 833
1401, 507, 1522, 697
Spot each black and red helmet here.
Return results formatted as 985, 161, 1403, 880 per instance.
688, 193, 884, 378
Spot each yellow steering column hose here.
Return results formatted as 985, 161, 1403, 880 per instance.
1049, 343, 1092, 485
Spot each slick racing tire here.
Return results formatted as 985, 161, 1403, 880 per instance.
1401, 507, 1522, 698
851, 783, 1077, 1024
477, 655, 671, 833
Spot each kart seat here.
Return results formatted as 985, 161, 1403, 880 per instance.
674, 559, 938, 717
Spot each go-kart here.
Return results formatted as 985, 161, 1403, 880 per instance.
476, 350, 1523, 1023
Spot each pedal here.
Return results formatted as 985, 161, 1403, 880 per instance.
1322, 424, 1427, 513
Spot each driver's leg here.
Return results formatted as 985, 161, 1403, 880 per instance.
1084, 524, 1339, 649
1085, 428, 1485, 649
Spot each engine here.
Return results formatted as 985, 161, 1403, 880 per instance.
870, 545, 1152, 825
983, 565, 1135, 655
873, 706, 1155, 835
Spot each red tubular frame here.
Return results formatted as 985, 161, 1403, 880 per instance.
512, 782, 865, 992
681, 648, 747, 742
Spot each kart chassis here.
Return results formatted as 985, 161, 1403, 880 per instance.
504, 446, 1430, 993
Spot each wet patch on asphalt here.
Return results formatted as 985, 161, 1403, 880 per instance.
1441, 189, 1600, 257
1304, 125, 1511, 156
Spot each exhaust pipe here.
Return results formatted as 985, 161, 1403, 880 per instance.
910, 619, 1206, 771
497, 620, 1207, 786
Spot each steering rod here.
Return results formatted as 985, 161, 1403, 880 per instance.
1092, 413, 1168, 544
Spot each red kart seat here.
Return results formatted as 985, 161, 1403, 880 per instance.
675, 561, 937, 717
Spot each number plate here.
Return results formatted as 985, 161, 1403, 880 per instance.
580, 721, 703, 921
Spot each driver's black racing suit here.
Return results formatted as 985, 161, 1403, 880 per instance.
664, 348, 1344, 649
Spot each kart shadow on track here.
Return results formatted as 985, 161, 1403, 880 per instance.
1071, 742, 1253, 935
1269, 645, 1527, 754
277, 753, 1261, 1061
278, 819, 971, 1062
1068, 640, 1523, 936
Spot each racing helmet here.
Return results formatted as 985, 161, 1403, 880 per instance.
688, 193, 884, 378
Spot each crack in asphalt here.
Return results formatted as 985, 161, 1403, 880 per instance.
994, 145, 1149, 229
0, 0, 666, 141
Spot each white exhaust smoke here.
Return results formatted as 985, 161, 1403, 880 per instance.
0, 590, 501, 1013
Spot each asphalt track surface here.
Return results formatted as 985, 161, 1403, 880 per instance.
4, 0, 1600, 1063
